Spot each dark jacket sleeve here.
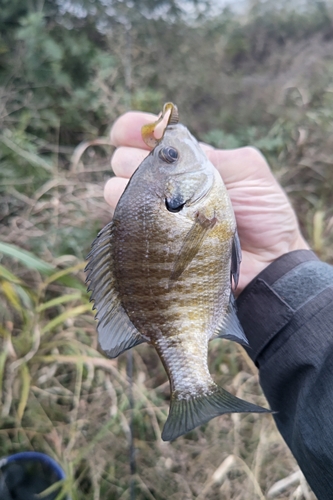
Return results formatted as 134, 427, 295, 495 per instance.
236, 250, 333, 500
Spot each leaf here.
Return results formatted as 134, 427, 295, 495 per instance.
45, 262, 86, 286
0, 350, 8, 400
0, 134, 53, 171
36, 292, 83, 313
17, 363, 31, 423
0, 264, 23, 284
0, 241, 55, 274
313, 210, 325, 254
0, 242, 86, 291
1, 281, 22, 313
15, 285, 35, 309
41, 304, 93, 335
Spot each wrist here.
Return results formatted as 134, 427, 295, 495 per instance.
237, 233, 310, 294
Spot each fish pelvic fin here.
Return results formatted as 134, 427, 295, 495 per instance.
215, 293, 249, 346
85, 222, 145, 358
162, 386, 270, 441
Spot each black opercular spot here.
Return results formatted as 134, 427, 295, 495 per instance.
159, 147, 179, 163
165, 196, 185, 213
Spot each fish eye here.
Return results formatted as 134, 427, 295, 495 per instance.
165, 197, 185, 213
158, 147, 179, 164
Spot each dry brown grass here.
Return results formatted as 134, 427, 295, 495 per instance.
0, 147, 319, 499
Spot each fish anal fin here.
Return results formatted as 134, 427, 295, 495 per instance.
170, 212, 217, 281
162, 386, 270, 441
215, 294, 249, 346
85, 222, 145, 358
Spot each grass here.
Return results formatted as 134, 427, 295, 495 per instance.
0, 145, 320, 499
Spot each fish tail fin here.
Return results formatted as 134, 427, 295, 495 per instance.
162, 386, 270, 441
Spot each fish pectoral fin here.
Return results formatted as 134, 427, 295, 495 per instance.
170, 213, 217, 281
214, 294, 249, 346
85, 222, 145, 358
162, 386, 271, 441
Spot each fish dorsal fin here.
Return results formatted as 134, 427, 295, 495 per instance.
214, 294, 249, 346
162, 385, 270, 441
85, 222, 145, 358
170, 212, 217, 281
231, 230, 241, 290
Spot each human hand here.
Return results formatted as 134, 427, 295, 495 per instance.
105, 111, 309, 293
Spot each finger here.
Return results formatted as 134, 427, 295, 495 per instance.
104, 177, 129, 210
111, 147, 149, 178
199, 141, 215, 152
110, 111, 157, 149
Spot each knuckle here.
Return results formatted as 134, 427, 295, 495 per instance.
241, 146, 269, 167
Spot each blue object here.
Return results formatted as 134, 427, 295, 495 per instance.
0, 451, 68, 500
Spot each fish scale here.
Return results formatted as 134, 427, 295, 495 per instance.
86, 103, 270, 441
155, 333, 212, 396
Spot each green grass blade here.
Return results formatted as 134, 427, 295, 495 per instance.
0, 242, 86, 290
0, 241, 55, 274
36, 292, 82, 313
0, 350, 8, 400
41, 304, 92, 335
17, 362, 31, 423
0, 134, 53, 171
1, 281, 23, 313
0, 264, 23, 284
45, 262, 87, 291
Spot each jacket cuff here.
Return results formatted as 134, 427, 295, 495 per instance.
236, 250, 331, 365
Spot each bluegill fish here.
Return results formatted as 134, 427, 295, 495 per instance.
86, 103, 269, 441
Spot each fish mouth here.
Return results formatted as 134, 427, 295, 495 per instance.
163, 184, 212, 214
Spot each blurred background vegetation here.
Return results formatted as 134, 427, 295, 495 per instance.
1, 0, 333, 498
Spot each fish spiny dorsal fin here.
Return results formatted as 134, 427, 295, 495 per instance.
162, 386, 270, 441
213, 294, 249, 346
85, 222, 145, 358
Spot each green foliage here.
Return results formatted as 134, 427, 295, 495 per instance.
2, 9, 114, 138
203, 125, 286, 155
223, 0, 333, 64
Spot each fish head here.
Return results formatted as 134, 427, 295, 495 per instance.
146, 123, 223, 218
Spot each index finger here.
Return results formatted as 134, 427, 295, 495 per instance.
110, 111, 157, 149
